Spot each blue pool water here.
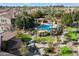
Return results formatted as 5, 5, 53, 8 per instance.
37, 24, 52, 32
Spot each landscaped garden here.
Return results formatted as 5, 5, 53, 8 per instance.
14, 8, 79, 56
1, 6, 79, 56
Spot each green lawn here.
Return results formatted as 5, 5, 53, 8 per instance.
65, 27, 77, 32
16, 33, 32, 42
33, 36, 54, 43
60, 46, 72, 56
65, 32, 78, 41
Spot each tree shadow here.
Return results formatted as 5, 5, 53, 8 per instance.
1, 38, 22, 56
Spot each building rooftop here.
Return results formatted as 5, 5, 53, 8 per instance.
0, 8, 17, 19
0, 31, 16, 41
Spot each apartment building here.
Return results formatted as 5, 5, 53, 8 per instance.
0, 8, 16, 33
0, 16, 11, 32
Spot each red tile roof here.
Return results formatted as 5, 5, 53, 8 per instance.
0, 8, 17, 19
0, 31, 17, 41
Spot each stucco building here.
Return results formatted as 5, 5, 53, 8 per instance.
0, 8, 16, 33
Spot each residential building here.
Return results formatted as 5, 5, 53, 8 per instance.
0, 8, 16, 33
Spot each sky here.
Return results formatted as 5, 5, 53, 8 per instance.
0, 3, 79, 7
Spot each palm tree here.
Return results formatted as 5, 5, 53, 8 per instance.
44, 15, 53, 23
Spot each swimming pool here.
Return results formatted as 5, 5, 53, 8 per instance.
37, 24, 52, 32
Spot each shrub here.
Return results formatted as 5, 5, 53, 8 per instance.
39, 31, 50, 37
65, 32, 78, 41
60, 46, 72, 56
44, 47, 55, 53
32, 30, 37, 35
16, 33, 32, 42
19, 44, 29, 56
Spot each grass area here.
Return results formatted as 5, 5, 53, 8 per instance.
65, 27, 77, 32
65, 32, 78, 41
16, 33, 32, 42
60, 46, 72, 56
33, 36, 54, 43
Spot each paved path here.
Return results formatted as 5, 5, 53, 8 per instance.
60, 31, 68, 43
35, 43, 48, 48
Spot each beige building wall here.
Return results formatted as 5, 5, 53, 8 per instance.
0, 16, 11, 33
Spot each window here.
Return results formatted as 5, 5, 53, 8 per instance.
5, 20, 6, 22
1, 27, 3, 30
1, 20, 3, 22
1, 19, 7, 22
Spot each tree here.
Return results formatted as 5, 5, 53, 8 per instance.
74, 11, 79, 26
30, 10, 44, 18
11, 18, 16, 27
74, 11, 79, 21
22, 11, 36, 29
54, 10, 64, 18
22, 11, 28, 16
37, 10, 45, 17
15, 16, 24, 29
15, 12, 36, 30
22, 16, 33, 29
44, 15, 53, 21
61, 13, 73, 26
